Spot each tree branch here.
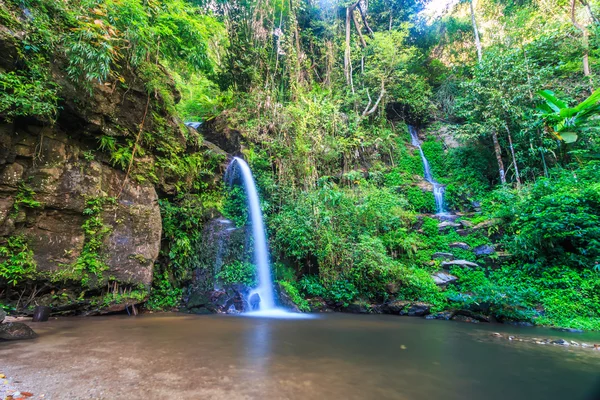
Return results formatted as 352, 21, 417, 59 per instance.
362, 80, 385, 116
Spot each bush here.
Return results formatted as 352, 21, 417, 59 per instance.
216, 260, 257, 287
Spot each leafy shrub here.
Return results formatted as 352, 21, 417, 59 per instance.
216, 260, 257, 287
0, 236, 37, 286
327, 280, 359, 307
298, 275, 325, 297
495, 163, 600, 270
147, 271, 183, 310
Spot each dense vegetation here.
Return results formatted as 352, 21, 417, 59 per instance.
1, 0, 599, 329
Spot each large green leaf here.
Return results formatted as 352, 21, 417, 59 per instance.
559, 131, 578, 143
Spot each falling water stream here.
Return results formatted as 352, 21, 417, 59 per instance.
226, 157, 311, 318
409, 125, 446, 214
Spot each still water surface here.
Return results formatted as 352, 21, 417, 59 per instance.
1, 313, 599, 399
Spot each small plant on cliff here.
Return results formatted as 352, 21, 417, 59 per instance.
13, 182, 43, 213
73, 196, 116, 287
0, 236, 37, 286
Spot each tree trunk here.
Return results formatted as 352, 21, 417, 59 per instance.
505, 126, 521, 188
492, 131, 506, 184
571, 0, 593, 90
344, 6, 352, 84
470, 0, 482, 63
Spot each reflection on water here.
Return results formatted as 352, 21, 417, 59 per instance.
1, 313, 599, 400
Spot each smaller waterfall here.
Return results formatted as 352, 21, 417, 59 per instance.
409, 126, 446, 214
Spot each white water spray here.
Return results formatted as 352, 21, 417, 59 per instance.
409, 126, 446, 214
226, 158, 313, 319
228, 157, 276, 310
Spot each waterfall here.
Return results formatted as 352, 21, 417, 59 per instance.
225, 158, 314, 319
409, 126, 446, 214
227, 157, 276, 310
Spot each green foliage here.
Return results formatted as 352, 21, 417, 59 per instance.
446, 267, 538, 322
0, 69, 58, 120
160, 194, 222, 285
278, 280, 310, 312
13, 182, 43, 212
537, 89, 600, 144
494, 163, 600, 269
72, 196, 116, 287
216, 260, 256, 287
147, 271, 183, 310
0, 236, 37, 286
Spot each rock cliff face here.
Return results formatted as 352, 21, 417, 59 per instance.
0, 122, 161, 288
0, 23, 196, 313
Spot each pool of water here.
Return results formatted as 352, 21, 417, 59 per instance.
1, 313, 599, 399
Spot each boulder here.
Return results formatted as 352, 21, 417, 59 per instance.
431, 271, 458, 286
345, 302, 370, 314
379, 300, 410, 314
456, 229, 470, 237
0, 322, 38, 340
438, 221, 460, 231
0, 308, 5, 323
552, 327, 584, 333
249, 293, 261, 311
473, 218, 502, 230
441, 260, 479, 269
432, 252, 454, 260
406, 303, 431, 316
449, 242, 470, 250
473, 244, 495, 256
275, 283, 301, 313
425, 311, 454, 320
32, 305, 51, 322
459, 220, 474, 228
452, 314, 480, 324
379, 300, 431, 316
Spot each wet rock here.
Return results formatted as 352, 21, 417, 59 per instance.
438, 221, 460, 231
473, 244, 495, 256
473, 218, 502, 230
379, 300, 410, 314
552, 327, 584, 333
551, 339, 569, 346
454, 309, 490, 322
0, 322, 37, 340
249, 293, 261, 311
431, 271, 458, 286
275, 282, 301, 313
432, 252, 454, 260
441, 260, 479, 269
378, 300, 431, 316
32, 306, 51, 322
456, 229, 470, 237
503, 320, 533, 327
425, 311, 454, 320
459, 220, 474, 228
449, 242, 470, 250
345, 302, 370, 314
0, 308, 5, 323
406, 303, 431, 316
452, 314, 480, 324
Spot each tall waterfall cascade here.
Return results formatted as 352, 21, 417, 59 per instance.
225, 157, 312, 319
409, 126, 446, 214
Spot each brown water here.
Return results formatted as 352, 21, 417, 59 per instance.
1, 313, 599, 400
